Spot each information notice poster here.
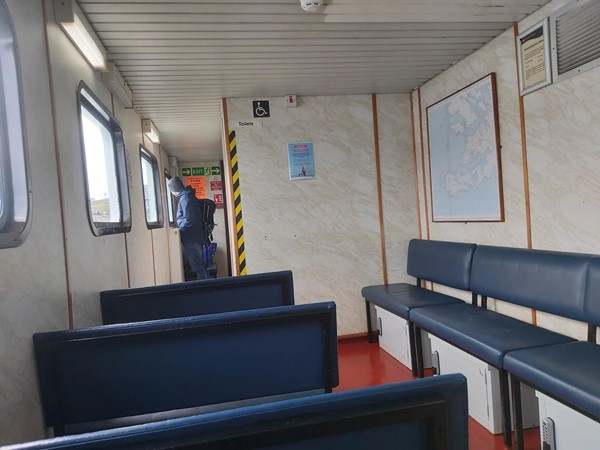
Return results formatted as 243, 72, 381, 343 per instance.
184, 176, 206, 199
517, 18, 552, 95
181, 165, 223, 207
287, 141, 315, 180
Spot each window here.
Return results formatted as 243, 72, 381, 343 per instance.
164, 170, 176, 227
139, 146, 163, 229
0, 1, 30, 248
78, 82, 131, 236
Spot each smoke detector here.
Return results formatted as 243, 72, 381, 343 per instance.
300, 0, 322, 12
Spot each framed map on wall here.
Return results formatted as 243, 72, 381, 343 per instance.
426, 73, 504, 222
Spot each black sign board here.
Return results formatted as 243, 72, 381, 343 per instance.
252, 100, 270, 118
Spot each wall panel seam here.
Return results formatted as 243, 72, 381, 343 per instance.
372, 94, 388, 285
410, 91, 423, 240
42, 0, 73, 328
513, 23, 536, 325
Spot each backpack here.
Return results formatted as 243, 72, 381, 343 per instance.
198, 198, 216, 245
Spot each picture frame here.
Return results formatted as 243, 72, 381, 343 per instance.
517, 18, 552, 95
426, 73, 504, 222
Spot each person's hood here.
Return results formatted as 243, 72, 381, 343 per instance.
179, 185, 196, 197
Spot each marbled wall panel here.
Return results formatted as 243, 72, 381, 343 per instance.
144, 141, 171, 285
155, 147, 175, 284
536, 311, 587, 341
227, 95, 382, 334
376, 94, 419, 283
432, 285, 472, 304
411, 93, 428, 242
161, 149, 184, 283
0, 0, 68, 444
525, 67, 600, 255
45, 1, 128, 328
113, 107, 155, 288
493, 300, 534, 323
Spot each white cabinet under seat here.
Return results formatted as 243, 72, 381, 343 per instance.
536, 391, 600, 450
429, 335, 539, 434
375, 306, 432, 370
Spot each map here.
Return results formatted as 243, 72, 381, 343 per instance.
427, 74, 503, 221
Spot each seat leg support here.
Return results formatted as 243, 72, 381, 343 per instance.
365, 300, 375, 343
414, 324, 425, 378
499, 368, 513, 447
408, 321, 418, 377
511, 374, 524, 450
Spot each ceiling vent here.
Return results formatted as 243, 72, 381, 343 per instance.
550, 0, 600, 82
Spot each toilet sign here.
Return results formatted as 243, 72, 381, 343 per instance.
252, 100, 270, 118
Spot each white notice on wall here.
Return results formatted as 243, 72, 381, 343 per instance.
229, 120, 262, 128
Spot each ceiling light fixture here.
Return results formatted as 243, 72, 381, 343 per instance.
142, 120, 160, 144
300, 0, 322, 13
54, 0, 107, 71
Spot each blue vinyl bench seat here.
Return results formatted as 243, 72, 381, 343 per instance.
504, 256, 600, 449
33, 302, 338, 436
361, 284, 463, 318
410, 303, 575, 367
101, 270, 294, 324
5, 374, 468, 450
362, 239, 476, 377
411, 244, 597, 448
504, 342, 600, 421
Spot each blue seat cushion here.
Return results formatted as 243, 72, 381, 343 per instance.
410, 303, 575, 367
362, 283, 464, 319
504, 342, 600, 420
470, 245, 591, 321
407, 239, 476, 291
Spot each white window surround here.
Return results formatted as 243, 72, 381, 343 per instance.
139, 145, 163, 229
78, 82, 131, 236
164, 170, 175, 227
0, 0, 31, 249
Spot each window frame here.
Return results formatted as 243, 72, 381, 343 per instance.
77, 81, 131, 236
139, 145, 164, 229
164, 170, 176, 228
0, 0, 31, 248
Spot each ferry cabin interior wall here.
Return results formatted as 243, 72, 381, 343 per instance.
226, 95, 418, 336
0, 1, 177, 442
2, 0, 600, 445
412, 0, 600, 342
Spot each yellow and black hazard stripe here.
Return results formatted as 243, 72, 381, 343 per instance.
229, 130, 246, 275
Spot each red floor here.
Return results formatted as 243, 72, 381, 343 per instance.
335, 339, 541, 450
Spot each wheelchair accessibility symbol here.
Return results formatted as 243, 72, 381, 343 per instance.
252, 100, 270, 118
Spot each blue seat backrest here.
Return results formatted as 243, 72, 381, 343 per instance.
584, 256, 600, 326
6, 374, 468, 450
471, 245, 593, 321
407, 239, 476, 290
34, 302, 337, 433
101, 270, 294, 324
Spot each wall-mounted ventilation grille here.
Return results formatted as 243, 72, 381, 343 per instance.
551, 0, 600, 82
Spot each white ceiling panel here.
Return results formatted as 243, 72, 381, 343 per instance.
78, 0, 550, 162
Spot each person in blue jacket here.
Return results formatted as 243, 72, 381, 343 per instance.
168, 177, 208, 280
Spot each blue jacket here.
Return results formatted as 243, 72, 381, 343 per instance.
176, 187, 206, 244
